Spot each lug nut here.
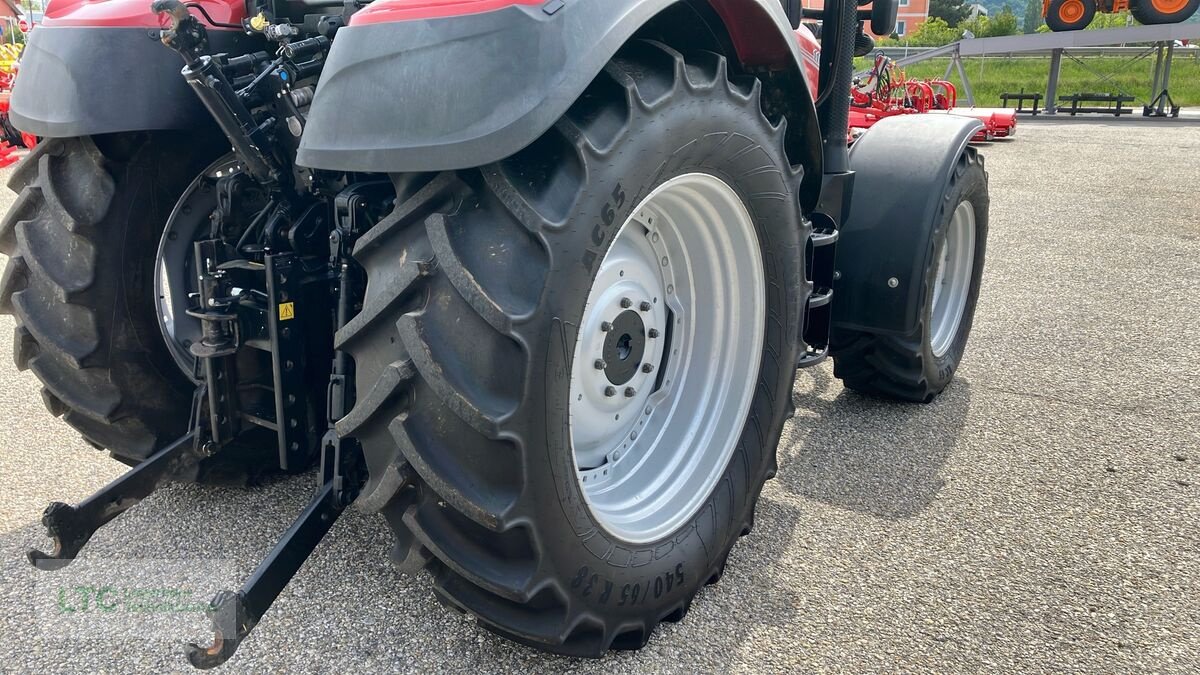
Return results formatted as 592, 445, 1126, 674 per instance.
639, 301, 651, 312
601, 321, 613, 332
594, 359, 607, 370
620, 297, 632, 309
648, 328, 660, 338
604, 386, 617, 397
624, 387, 637, 398
642, 363, 654, 373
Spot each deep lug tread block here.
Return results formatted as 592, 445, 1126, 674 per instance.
40, 387, 68, 417
16, 219, 97, 300
386, 408, 520, 531
404, 498, 540, 603
7, 142, 53, 193
0, 186, 41, 255
27, 353, 123, 423
11, 290, 100, 368
479, 167, 557, 234
351, 172, 462, 261
335, 359, 416, 437
333, 262, 429, 351
395, 297, 520, 438
432, 575, 571, 649
38, 149, 115, 231
425, 214, 514, 334
0, 254, 28, 313
13, 325, 37, 370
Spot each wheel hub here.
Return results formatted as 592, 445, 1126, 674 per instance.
601, 309, 648, 385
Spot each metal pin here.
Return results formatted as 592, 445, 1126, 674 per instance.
624, 387, 636, 398
601, 321, 613, 332
620, 297, 632, 308
639, 301, 651, 312
642, 363, 653, 373
604, 386, 617, 397
594, 359, 606, 370
648, 328, 660, 338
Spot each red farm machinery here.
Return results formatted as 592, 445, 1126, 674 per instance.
845, 53, 1017, 143
3, 0, 989, 667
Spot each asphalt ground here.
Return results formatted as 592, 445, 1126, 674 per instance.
0, 119, 1197, 673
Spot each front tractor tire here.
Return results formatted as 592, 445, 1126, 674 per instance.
0, 134, 250, 481
832, 149, 988, 402
341, 41, 808, 655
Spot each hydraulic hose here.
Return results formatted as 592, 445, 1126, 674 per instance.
816, 0, 859, 175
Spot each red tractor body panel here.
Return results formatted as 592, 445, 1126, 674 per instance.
41, 0, 246, 28
354, 0, 807, 74
794, 23, 821, 100
352, 0, 543, 25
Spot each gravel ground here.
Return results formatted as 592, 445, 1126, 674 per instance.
0, 120, 1197, 673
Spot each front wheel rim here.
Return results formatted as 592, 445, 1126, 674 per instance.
569, 173, 766, 544
930, 200, 976, 358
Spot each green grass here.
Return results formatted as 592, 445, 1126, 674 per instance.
854, 54, 1200, 108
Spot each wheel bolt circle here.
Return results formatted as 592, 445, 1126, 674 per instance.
639, 301, 651, 312
624, 387, 637, 398
601, 321, 613, 332
594, 359, 606, 370
642, 363, 653, 373
620, 297, 632, 308
604, 386, 617, 397
648, 328, 660, 338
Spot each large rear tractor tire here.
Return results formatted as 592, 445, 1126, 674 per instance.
0, 134, 257, 482
831, 150, 988, 402
1130, 0, 1199, 24
341, 41, 809, 655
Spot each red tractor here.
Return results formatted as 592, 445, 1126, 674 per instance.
4, 0, 988, 667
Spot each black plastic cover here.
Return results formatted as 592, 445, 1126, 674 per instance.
297, 0, 815, 173
10, 26, 258, 138
832, 114, 982, 335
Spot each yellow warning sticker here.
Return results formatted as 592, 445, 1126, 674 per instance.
279, 302, 295, 321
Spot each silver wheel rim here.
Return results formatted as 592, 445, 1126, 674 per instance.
930, 200, 976, 358
569, 173, 765, 544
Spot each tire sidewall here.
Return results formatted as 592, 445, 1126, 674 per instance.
525, 80, 805, 620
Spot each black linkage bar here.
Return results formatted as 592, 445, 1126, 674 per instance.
185, 480, 345, 669
27, 428, 204, 570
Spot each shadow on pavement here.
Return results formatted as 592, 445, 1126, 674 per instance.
779, 367, 971, 520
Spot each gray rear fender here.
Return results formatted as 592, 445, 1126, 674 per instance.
296, 0, 822, 201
